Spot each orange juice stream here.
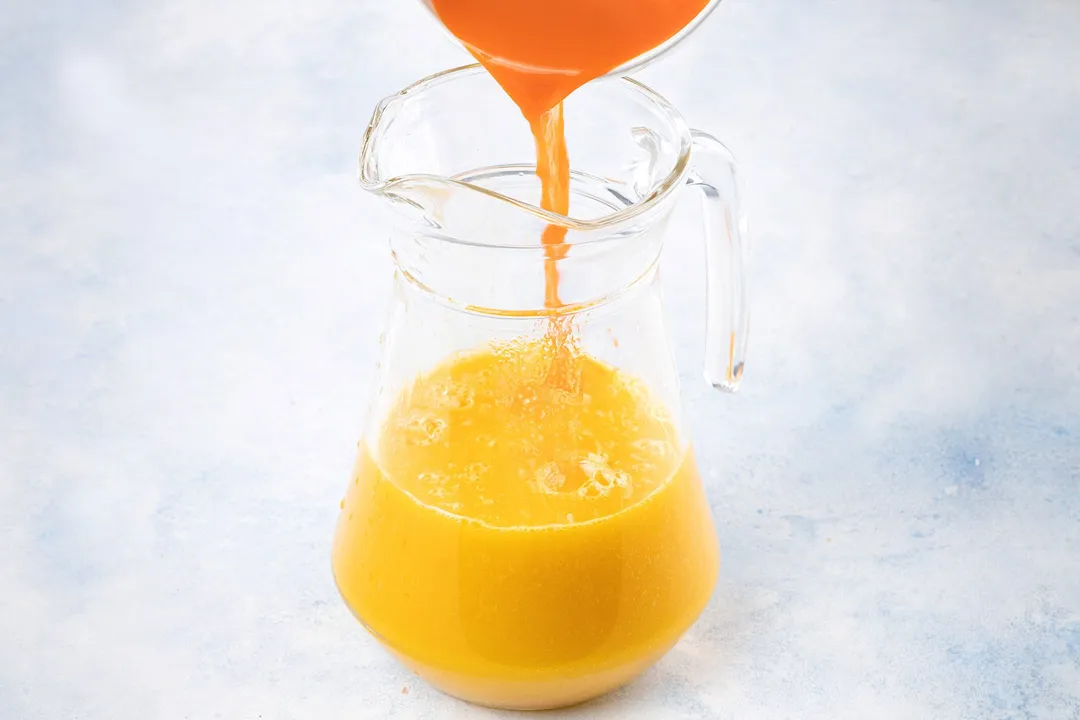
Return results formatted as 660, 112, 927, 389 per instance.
532, 104, 570, 309
333, 0, 716, 708
430, 0, 710, 308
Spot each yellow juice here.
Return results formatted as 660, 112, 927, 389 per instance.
332, 335, 719, 709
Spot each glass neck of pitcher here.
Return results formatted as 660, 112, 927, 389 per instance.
362, 66, 749, 391
389, 201, 675, 316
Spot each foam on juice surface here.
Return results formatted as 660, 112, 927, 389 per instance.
379, 335, 680, 527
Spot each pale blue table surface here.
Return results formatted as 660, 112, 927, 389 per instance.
2, 0, 1079, 718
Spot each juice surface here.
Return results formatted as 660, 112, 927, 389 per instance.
332, 337, 719, 709
429, 0, 710, 308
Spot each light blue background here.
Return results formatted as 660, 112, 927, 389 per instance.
1, 0, 1078, 718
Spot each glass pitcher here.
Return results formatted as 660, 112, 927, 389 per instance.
332, 64, 749, 711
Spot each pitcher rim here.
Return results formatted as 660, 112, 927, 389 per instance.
358, 64, 693, 245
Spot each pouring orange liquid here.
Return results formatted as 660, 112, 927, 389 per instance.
333, 0, 718, 708
333, 339, 719, 709
430, 0, 711, 308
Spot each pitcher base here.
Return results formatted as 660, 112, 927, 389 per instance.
385, 643, 675, 711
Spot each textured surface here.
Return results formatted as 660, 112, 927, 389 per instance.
2, 0, 1080, 718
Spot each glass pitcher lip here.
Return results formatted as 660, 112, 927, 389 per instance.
358, 64, 694, 249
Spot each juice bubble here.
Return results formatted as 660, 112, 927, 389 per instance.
398, 411, 447, 446
508, 382, 541, 413
428, 381, 475, 411
577, 453, 633, 499
428, 483, 460, 501
620, 377, 664, 419
632, 438, 670, 458
630, 438, 670, 467
417, 471, 456, 500
474, 435, 498, 449
565, 418, 587, 443
548, 386, 583, 406
578, 452, 608, 479
534, 461, 567, 495
515, 437, 542, 459
577, 477, 611, 499
465, 462, 490, 483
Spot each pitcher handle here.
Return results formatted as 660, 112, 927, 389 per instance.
686, 130, 751, 392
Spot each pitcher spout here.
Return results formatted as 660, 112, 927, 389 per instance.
353, 65, 714, 321
358, 70, 553, 233
358, 66, 690, 243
